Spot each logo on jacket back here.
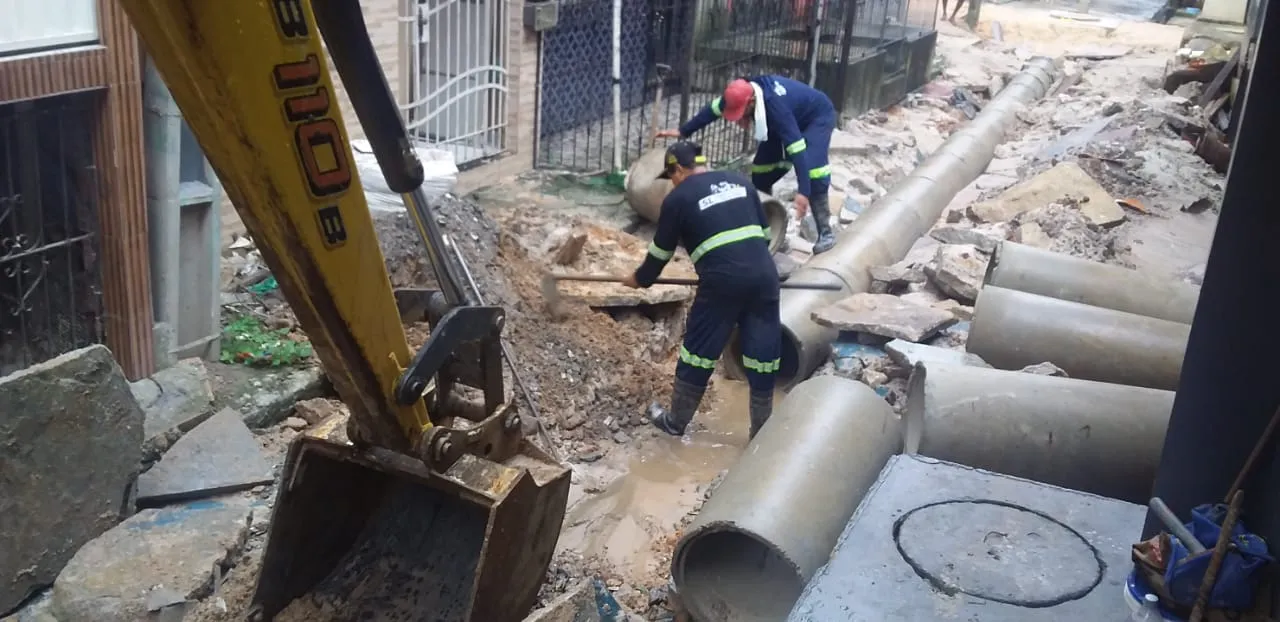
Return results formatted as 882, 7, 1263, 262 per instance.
698, 181, 749, 211
773, 82, 787, 97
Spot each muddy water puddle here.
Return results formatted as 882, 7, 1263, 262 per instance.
557, 379, 780, 582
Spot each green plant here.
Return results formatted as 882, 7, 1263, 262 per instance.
219, 314, 313, 367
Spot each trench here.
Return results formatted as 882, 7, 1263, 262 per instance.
555, 379, 784, 584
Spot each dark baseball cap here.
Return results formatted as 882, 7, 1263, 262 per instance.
657, 140, 708, 179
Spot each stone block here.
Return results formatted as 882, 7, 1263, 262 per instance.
929, 225, 1000, 253
50, 497, 253, 622
0, 346, 143, 613
132, 358, 215, 461
885, 340, 991, 369
967, 161, 1124, 227
924, 244, 989, 304
812, 293, 956, 343
135, 409, 274, 506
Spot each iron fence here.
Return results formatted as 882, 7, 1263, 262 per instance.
0, 92, 104, 376
536, 0, 940, 173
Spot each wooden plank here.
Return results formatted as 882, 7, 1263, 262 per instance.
1196, 48, 1241, 110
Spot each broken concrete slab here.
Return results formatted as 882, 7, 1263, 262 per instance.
929, 226, 1000, 253
966, 162, 1124, 228
829, 130, 870, 156
1013, 221, 1053, 248
1020, 362, 1070, 377
0, 345, 143, 614
132, 358, 215, 461
932, 299, 974, 321
885, 339, 992, 369
924, 244, 989, 304
812, 293, 957, 343
50, 497, 253, 622
239, 366, 330, 428
868, 262, 925, 293
136, 409, 274, 507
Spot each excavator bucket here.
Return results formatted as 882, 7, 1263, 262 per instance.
250, 436, 570, 621
115, 0, 572, 619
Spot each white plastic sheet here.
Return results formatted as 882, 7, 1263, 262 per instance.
350, 139, 459, 212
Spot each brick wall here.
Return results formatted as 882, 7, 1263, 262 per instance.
222, 0, 540, 243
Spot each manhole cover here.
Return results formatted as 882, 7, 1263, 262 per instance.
894, 499, 1104, 606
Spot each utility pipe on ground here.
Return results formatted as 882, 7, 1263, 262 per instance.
986, 241, 1201, 324
724, 57, 1060, 386
671, 376, 903, 622
967, 286, 1190, 391
905, 362, 1176, 503
625, 147, 790, 252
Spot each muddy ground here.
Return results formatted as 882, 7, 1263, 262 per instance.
178, 4, 1226, 621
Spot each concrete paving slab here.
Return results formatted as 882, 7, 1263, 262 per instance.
788, 455, 1144, 621
812, 293, 957, 342
132, 358, 215, 461
885, 339, 992, 368
50, 497, 253, 622
0, 345, 143, 614
136, 408, 274, 506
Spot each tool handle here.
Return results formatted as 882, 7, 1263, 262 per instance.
553, 274, 843, 291
1149, 497, 1207, 554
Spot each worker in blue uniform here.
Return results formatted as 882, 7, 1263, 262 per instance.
658, 75, 839, 253
622, 141, 781, 440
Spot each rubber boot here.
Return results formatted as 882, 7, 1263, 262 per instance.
648, 379, 706, 437
810, 193, 836, 254
748, 390, 773, 440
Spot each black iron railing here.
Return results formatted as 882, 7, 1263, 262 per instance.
536, 0, 940, 172
0, 92, 104, 376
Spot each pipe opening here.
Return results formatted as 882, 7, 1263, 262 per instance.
724, 325, 803, 386
679, 529, 805, 621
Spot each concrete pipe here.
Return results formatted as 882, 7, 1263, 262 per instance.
986, 241, 1201, 324
968, 286, 1191, 391
625, 147, 789, 252
671, 376, 903, 622
723, 57, 1060, 386
905, 362, 1176, 503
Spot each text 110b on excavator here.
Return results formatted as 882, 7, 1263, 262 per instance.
115, 0, 570, 619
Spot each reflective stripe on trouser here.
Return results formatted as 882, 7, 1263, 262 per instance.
676, 289, 782, 395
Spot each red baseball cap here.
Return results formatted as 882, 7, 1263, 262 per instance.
720, 79, 754, 122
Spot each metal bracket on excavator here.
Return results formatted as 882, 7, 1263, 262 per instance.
115, 0, 570, 619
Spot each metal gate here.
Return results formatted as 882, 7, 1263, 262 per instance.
405, 0, 510, 168
0, 93, 104, 376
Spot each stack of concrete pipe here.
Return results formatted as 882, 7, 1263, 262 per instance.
969, 241, 1200, 391
625, 147, 790, 253
723, 57, 1060, 386
905, 242, 1202, 503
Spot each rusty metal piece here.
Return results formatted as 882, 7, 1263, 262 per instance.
1195, 131, 1232, 174
1188, 490, 1245, 622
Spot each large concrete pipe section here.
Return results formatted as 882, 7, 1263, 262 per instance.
626, 147, 789, 252
723, 57, 1060, 386
968, 286, 1191, 391
671, 376, 903, 621
986, 241, 1202, 324
905, 362, 1176, 503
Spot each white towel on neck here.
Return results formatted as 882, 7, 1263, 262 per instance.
749, 82, 769, 143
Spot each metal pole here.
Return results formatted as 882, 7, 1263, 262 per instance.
967, 286, 1190, 391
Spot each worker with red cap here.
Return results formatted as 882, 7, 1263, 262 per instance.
658, 75, 839, 253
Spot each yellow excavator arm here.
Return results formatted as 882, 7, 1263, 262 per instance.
115, 1, 569, 620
